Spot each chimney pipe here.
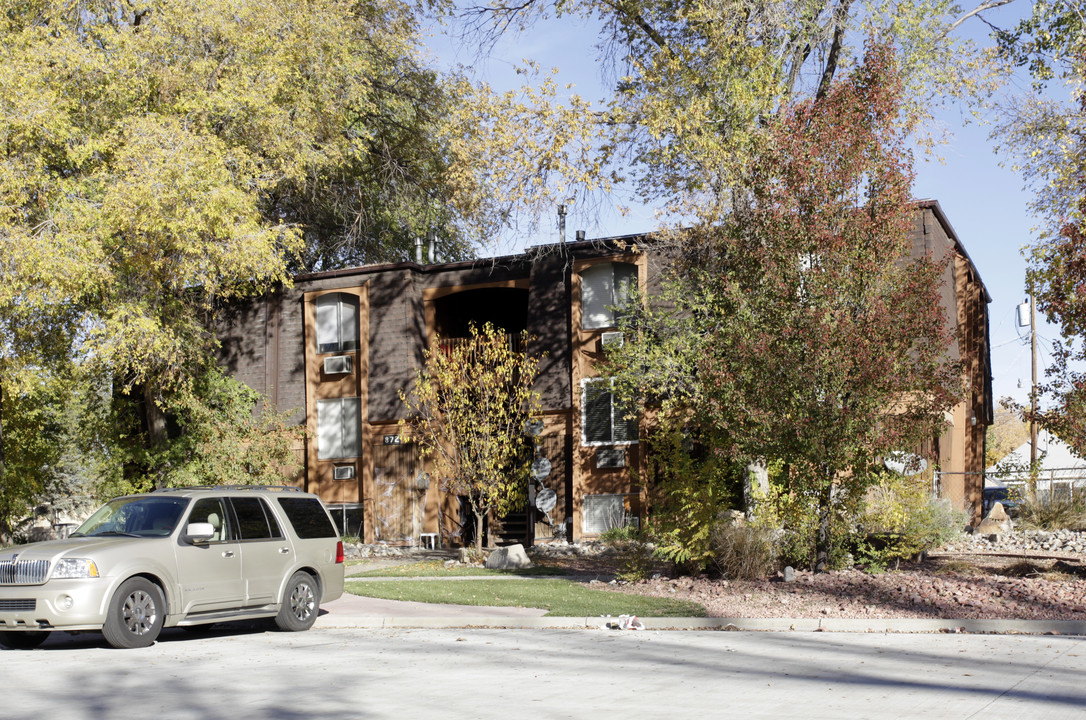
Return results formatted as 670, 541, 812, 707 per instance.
427, 230, 436, 264
576, 230, 585, 242
414, 236, 423, 264
557, 204, 567, 243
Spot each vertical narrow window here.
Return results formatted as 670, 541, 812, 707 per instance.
581, 379, 638, 445
315, 293, 359, 353
317, 397, 362, 459
581, 262, 638, 329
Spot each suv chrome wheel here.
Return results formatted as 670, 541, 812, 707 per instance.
276, 571, 319, 631
102, 578, 165, 649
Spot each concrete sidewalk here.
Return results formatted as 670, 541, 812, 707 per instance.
318, 590, 1086, 634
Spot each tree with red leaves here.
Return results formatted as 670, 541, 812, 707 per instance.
611, 43, 963, 571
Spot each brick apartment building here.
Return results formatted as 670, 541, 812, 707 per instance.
215, 199, 993, 546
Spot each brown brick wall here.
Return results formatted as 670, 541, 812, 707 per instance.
215, 298, 269, 397
368, 269, 425, 422
527, 250, 573, 412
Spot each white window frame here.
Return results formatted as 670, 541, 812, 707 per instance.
580, 262, 638, 330
580, 378, 638, 446
317, 397, 362, 460
315, 293, 360, 354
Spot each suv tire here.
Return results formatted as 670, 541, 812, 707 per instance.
102, 577, 165, 649
275, 571, 319, 632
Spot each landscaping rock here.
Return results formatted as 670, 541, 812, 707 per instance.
974, 502, 1013, 535
486, 543, 532, 570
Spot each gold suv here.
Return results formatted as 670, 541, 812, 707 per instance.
0, 486, 345, 649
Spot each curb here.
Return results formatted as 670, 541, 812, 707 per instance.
316, 614, 1086, 635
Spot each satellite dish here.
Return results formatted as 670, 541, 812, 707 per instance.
531, 457, 552, 481
535, 488, 557, 513
884, 452, 928, 476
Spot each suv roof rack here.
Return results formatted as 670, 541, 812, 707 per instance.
153, 485, 304, 493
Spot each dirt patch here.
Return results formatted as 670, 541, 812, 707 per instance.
598, 553, 1086, 621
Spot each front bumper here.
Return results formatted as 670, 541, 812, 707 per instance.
0, 579, 112, 632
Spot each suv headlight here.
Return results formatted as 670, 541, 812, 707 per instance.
51, 558, 101, 579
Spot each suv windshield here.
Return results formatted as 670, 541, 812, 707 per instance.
72, 496, 189, 538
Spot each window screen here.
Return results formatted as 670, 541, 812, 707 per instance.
581, 262, 638, 329
583, 494, 626, 535
317, 397, 362, 459
315, 293, 360, 353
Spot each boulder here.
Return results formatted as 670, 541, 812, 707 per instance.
974, 502, 1013, 536
485, 543, 532, 570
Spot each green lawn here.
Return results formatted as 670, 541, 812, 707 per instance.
347, 560, 566, 578
345, 577, 706, 617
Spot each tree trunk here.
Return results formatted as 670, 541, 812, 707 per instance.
815, 482, 833, 573
143, 383, 169, 488
475, 511, 485, 552
815, 0, 852, 101
743, 461, 769, 519
0, 371, 5, 477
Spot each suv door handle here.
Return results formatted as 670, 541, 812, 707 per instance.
222, 551, 235, 558
278, 547, 291, 555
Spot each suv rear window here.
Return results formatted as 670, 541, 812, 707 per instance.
277, 497, 338, 539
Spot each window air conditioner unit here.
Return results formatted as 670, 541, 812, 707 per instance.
323, 355, 352, 374
600, 331, 624, 350
333, 465, 356, 480
596, 447, 627, 469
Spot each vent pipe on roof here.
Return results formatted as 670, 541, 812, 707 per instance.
427, 230, 436, 264
557, 204, 567, 243
414, 236, 424, 264
576, 230, 585, 242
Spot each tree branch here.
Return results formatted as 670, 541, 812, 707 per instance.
946, 0, 1019, 35
815, 0, 851, 101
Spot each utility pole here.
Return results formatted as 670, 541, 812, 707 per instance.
1030, 292, 1038, 468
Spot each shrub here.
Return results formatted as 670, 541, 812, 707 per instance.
1017, 491, 1086, 531
709, 513, 779, 580
754, 475, 860, 571
640, 424, 745, 570
600, 524, 658, 582
599, 524, 640, 543
854, 473, 966, 569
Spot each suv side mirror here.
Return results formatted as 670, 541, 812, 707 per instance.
185, 522, 215, 542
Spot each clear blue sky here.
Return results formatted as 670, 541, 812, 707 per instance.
424, 2, 1061, 410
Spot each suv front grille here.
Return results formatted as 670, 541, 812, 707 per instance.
0, 599, 36, 611
0, 559, 49, 585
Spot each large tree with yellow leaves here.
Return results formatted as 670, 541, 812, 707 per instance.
0, 0, 537, 502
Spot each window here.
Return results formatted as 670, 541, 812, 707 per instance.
317, 397, 362, 460
583, 494, 626, 535
315, 293, 359, 354
187, 497, 231, 542
278, 497, 338, 539
581, 378, 638, 445
231, 497, 282, 540
581, 262, 638, 329
581, 262, 637, 330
